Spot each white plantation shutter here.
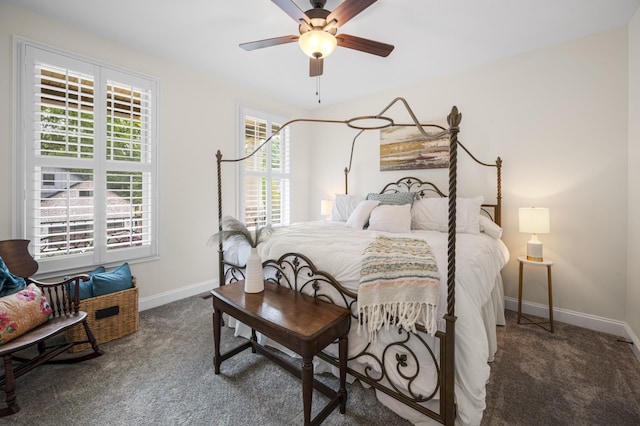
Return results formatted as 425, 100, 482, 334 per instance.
16, 39, 159, 274
104, 74, 154, 255
35, 168, 95, 257
240, 108, 290, 229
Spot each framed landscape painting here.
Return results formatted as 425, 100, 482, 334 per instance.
379, 125, 449, 171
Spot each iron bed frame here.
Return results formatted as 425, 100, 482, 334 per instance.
214, 98, 502, 425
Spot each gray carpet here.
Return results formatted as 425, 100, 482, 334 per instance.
1, 295, 639, 425
482, 310, 640, 426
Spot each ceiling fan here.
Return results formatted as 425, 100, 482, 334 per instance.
240, 0, 394, 77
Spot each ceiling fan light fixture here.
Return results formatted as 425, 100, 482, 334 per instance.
298, 30, 337, 59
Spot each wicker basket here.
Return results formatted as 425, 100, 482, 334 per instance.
65, 277, 139, 352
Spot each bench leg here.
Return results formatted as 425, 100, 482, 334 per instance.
339, 335, 347, 414
1, 355, 20, 417
213, 307, 222, 374
302, 357, 313, 426
250, 329, 257, 353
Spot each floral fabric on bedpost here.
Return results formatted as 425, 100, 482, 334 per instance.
357, 236, 440, 341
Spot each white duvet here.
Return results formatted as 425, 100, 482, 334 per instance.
224, 221, 509, 426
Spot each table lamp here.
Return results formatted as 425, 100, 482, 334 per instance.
519, 207, 550, 261
320, 199, 333, 220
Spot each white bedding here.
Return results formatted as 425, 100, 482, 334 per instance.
223, 220, 509, 426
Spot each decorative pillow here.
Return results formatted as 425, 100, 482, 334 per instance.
67, 265, 106, 300
346, 200, 380, 229
479, 215, 503, 239
0, 256, 27, 297
366, 192, 416, 206
92, 263, 133, 297
330, 194, 363, 221
0, 283, 53, 345
368, 204, 412, 233
411, 196, 484, 234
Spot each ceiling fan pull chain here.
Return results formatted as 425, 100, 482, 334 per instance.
316, 76, 321, 103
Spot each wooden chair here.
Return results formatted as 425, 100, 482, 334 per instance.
0, 239, 102, 416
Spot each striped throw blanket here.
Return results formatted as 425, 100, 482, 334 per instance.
358, 235, 440, 340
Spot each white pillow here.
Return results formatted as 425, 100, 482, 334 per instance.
346, 200, 380, 229
479, 215, 503, 239
330, 194, 363, 221
411, 196, 484, 234
367, 204, 412, 233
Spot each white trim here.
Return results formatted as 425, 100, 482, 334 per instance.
138, 279, 217, 311
505, 297, 639, 362
13, 36, 157, 82
14, 36, 160, 273
237, 105, 291, 226
505, 296, 630, 338
623, 322, 640, 362
12, 35, 23, 238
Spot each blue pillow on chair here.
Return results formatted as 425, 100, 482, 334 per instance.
0, 256, 27, 297
68, 266, 106, 300
92, 263, 133, 297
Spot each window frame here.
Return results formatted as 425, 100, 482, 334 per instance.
238, 106, 291, 229
13, 37, 160, 276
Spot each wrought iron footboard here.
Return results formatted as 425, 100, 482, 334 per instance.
221, 252, 454, 425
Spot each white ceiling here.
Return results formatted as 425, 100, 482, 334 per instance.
3, 0, 639, 110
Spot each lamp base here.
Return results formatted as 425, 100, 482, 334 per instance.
527, 239, 544, 262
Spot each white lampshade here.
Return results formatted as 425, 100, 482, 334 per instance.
519, 207, 550, 261
519, 207, 550, 234
298, 30, 337, 59
320, 199, 333, 218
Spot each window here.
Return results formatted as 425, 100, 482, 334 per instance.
14, 39, 159, 275
239, 107, 291, 229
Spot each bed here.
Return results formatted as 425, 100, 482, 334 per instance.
214, 99, 507, 426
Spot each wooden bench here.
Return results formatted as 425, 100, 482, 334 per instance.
211, 280, 350, 426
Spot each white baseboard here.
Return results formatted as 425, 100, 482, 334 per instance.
623, 322, 640, 361
504, 297, 637, 354
138, 279, 217, 311
505, 297, 640, 362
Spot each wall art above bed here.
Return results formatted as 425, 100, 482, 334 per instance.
380, 124, 449, 171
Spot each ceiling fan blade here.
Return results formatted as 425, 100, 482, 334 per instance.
310, 57, 324, 77
326, 0, 377, 27
240, 35, 299, 51
336, 33, 394, 57
271, 0, 310, 25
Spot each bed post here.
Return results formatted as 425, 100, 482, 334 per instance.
496, 157, 503, 226
444, 106, 461, 426
216, 150, 225, 287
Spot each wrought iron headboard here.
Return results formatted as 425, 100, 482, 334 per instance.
220, 98, 462, 319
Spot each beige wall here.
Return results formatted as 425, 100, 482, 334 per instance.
628, 8, 640, 346
0, 4, 309, 303
1, 3, 638, 340
309, 28, 630, 324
